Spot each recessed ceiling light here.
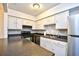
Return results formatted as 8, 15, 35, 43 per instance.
33, 3, 40, 9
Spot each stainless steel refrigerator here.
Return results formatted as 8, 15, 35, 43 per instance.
68, 14, 79, 56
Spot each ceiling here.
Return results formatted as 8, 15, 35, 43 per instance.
8, 3, 59, 16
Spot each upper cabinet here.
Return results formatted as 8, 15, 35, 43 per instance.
8, 16, 35, 29
54, 11, 69, 29
34, 16, 55, 29
51, 16, 55, 24
8, 16, 17, 29
8, 16, 22, 29
35, 11, 69, 29
44, 16, 55, 25
35, 20, 45, 29
22, 19, 35, 29
32, 21, 36, 29
16, 18, 22, 29
8, 10, 69, 30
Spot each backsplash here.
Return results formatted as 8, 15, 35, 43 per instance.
31, 25, 67, 36
8, 30, 21, 34
56, 30, 67, 35
31, 30, 45, 34
44, 24, 56, 34
44, 24, 67, 36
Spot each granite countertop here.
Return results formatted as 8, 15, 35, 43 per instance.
33, 33, 68, 42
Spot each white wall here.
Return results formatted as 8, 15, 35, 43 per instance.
8, 8, 36, 21
4, 13, 8, 38
0, 3, 4, 38
36, 3, 79, 20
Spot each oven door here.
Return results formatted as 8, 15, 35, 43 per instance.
21, 31, 32, 40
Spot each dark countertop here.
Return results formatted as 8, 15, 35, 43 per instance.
32, 33, 68, 42
0, 39, 54, 56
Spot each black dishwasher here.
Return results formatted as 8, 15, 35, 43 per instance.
32, 34, 40, 45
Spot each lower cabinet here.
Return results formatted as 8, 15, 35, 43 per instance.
40, 37, 52, 51
40, 37, 67, 56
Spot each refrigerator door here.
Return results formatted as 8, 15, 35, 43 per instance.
68, 14, 79, 35
68, 36, 79, 56
75, 37, 79, 56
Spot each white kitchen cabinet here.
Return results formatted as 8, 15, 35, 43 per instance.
35, 20, 45, 29
23, 19, 31, 26
8, 16, 22, 29
22, 19, 35, 29
40, 37, 47, 48
40, 37, 53, 51
40, 37, 55, 52
34, 16, 55, 29
8, 16, 17, 29
45, 16, 55, 25
44, 17, 51, 25
16, 18, 22, 29
35, 21, 40, 29
51, 16, 55, 24
39, 19, 45, 29
51, 40, 67, 56
40, 37, 67, 56
54, 11, 69, 29
32, 21, 36, 29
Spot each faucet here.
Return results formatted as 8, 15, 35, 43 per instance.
44, 31, 47, 36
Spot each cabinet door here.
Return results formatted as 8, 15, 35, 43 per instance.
32, 21, 36, 29
22, 19, 31, 26
40, 37, 53, 52
35, 20, 44, 29
40, 37, 67, 56
53, 44, 67, 56
52, 40, 67, 56
40, 37, 46, 48
44, 16, 55, 25
8, 16, 17, 29
51, 16, 55, 24
40, 19, 45, 29
45, 17, 51, 25
16, 18, 22, 29
55, 11, 69, 29
45, 38, 53, 52
22, 19, 34, 29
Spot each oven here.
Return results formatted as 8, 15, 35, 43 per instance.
21, 31, 31, 38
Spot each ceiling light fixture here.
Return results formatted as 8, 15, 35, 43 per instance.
33, 3, 40, 9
